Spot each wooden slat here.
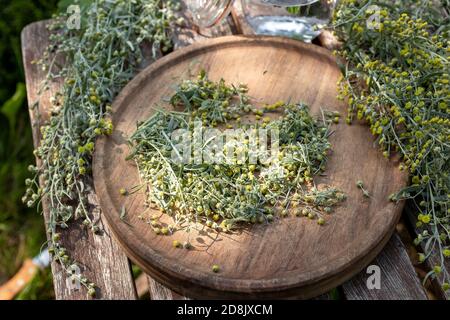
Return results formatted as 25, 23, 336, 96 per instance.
135, 273, 149, 298
147, 276, 190, 300
405, 203, 450, 300
21, 21, 137, 300
342, 233, 427, 300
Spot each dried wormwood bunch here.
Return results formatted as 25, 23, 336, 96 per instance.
24, 0, 179, 297
333, 0, 450, 291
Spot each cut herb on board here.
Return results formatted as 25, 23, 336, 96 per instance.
128, 72, 346, 235
332, 0, 450, 291
24, 0, 180, 297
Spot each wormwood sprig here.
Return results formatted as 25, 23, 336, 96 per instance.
356, 180, 370, 198
333, 0, 450, 291
24, 0, 179, 297
169, 69, 252, 126
129, 73, 346, 235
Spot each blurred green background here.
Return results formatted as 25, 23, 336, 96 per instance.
0, 0, 61, 300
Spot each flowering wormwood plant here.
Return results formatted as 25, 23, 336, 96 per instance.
24, 0, 180, 297
332, 0, 450, 291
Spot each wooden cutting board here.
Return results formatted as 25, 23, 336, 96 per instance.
93, 35, 408, 299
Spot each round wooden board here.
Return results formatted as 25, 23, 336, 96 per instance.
93, 35, 408, 299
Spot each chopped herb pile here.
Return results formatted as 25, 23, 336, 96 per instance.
128, 72, 346, 233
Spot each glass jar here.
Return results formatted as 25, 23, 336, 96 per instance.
187, 0, 235, 28
188, 0, 335, 42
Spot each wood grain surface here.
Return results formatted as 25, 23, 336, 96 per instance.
342, 233, 427, 300
93, 35, 409, 299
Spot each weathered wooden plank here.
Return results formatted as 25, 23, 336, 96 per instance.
147, 276, 190, 300
135, 273, 149, 298
342, 233, 428, 300
405, 202, 450, 300
21, 20, 137, 300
